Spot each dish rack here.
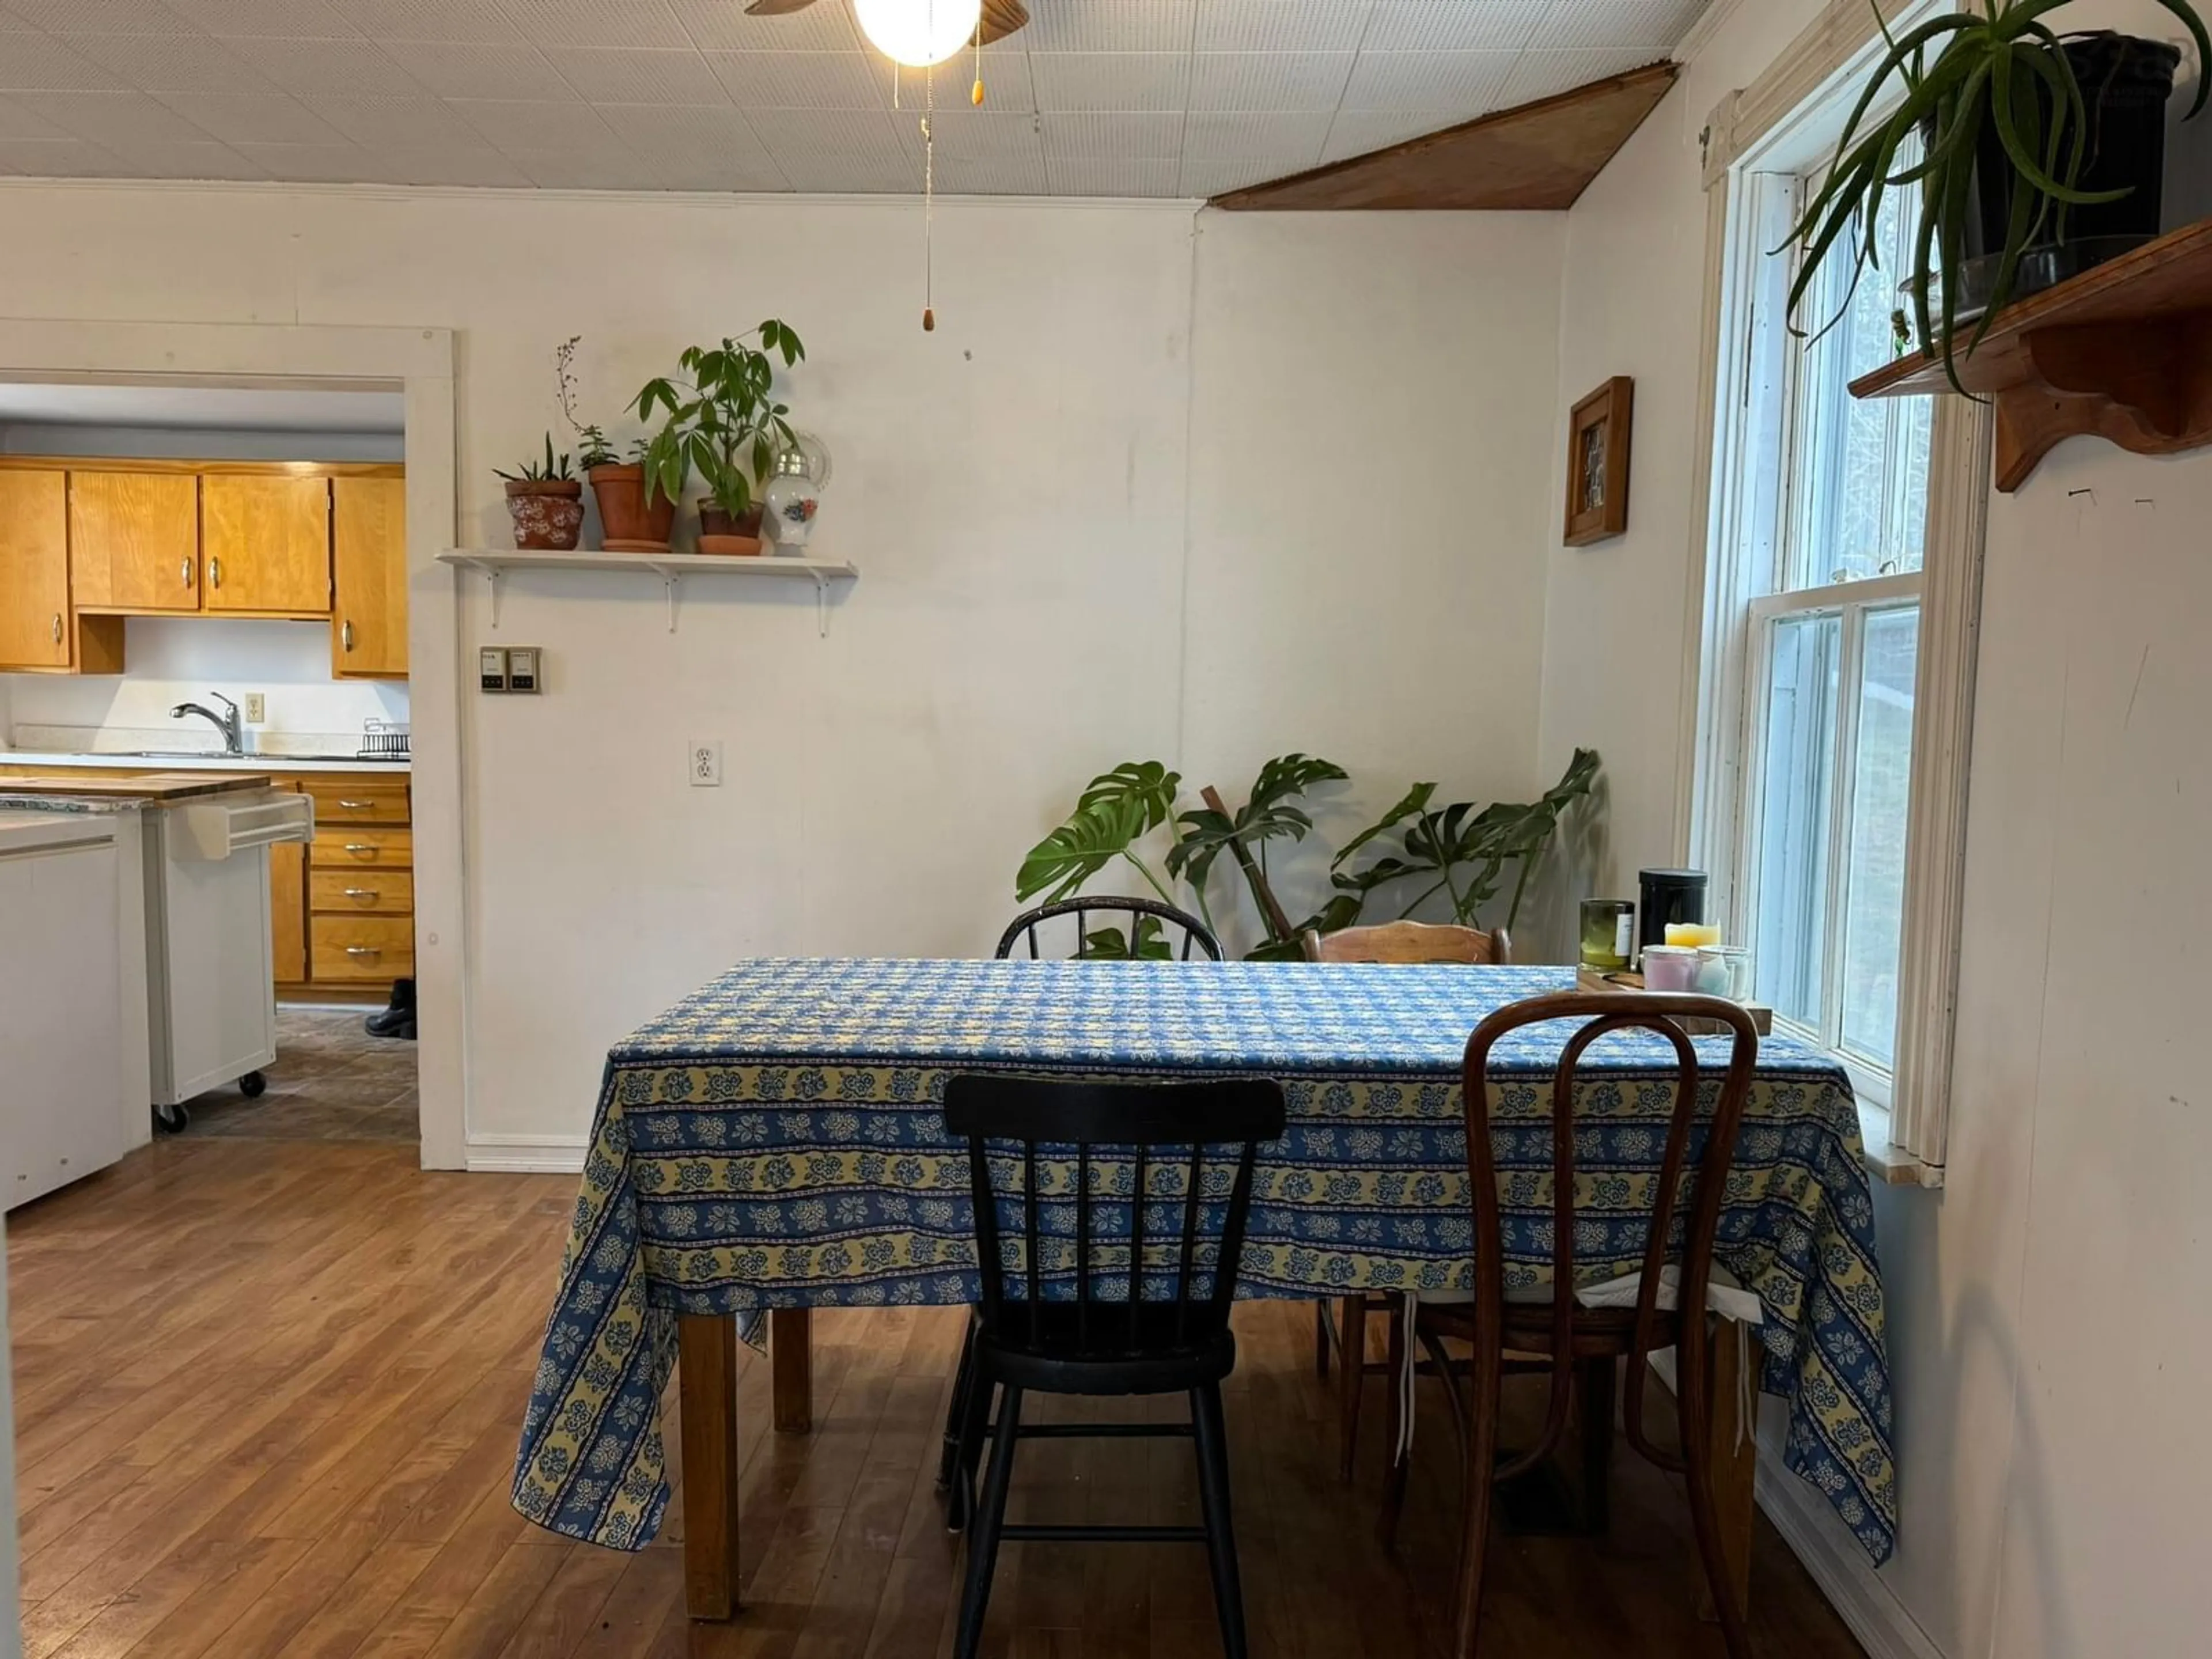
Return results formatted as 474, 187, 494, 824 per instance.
358, 719, 410, 760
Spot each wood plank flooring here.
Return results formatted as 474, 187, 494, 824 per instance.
7, 1139, 1868, 1658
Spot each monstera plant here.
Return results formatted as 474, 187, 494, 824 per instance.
1015, 750, 1600, 960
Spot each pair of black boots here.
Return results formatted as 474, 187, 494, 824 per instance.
366, 977, 416, 1041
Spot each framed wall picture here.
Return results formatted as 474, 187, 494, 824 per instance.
1564, 376, 1634, 546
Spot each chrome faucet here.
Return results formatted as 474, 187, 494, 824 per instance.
170, 692, 244, 756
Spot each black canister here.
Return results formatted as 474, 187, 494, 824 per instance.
1637, 869, 1709, 955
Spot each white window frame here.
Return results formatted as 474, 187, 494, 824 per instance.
1680, 0, 1989, 1187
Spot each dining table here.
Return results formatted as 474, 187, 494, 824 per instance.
511, 957, 1896, 1623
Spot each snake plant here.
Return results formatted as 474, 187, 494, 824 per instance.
1786, 1, 2209, 389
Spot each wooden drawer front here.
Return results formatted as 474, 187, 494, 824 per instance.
302, 779, 409, 825
312, 916, 414, 981
309, 869, 414, 914
311, 827, 412, 868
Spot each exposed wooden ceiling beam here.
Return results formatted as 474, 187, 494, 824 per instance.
1210, 62, 1680, 213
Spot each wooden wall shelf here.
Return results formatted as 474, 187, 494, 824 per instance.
438, 548, 857, 635
1850, 219, 2212, 491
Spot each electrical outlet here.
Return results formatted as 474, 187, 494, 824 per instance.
690, 740, 722, 787
243, 692, 266, 724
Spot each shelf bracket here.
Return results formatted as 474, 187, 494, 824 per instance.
457, 560, 505, 629
811, 571, 831, 638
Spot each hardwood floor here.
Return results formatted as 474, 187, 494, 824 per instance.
7, 1139, 1868, 1658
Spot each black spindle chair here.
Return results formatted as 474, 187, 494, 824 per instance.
995, 895, 1224, 963
942, 1073, 1285, 1659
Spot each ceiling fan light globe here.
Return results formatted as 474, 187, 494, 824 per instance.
854, 0, 981, 67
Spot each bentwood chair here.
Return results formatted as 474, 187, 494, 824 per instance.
942, 1073, 1286, 1659
1300, 919, 1509, 1481
1388, 991, 1760, 1659
997, 895, 1223, 962
933, 896, 1224, 1509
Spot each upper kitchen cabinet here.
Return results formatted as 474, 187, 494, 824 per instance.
69, 471, 200, 613
202, 475, 333, 616
0, 471, 123, 675
331, 476, 407, 678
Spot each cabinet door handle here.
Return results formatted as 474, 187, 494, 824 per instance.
210, 555, 222, 589
181, 557, 193, 588
342, 888, 379, 900
342, 842, 376, 854
342, 619, 355, 653
337, 798, 376, 809
51, 613, 63, 644
344, 945, 380, 958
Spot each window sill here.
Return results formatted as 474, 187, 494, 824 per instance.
1857, 1099, 1944, 1189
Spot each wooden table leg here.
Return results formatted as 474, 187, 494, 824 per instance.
677, 1313, 741, 1622
1696, 1316, 1757, 1623
770, 1307, 812, 1434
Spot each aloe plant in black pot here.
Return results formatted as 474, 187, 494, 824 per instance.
1787, 1, 2209, 388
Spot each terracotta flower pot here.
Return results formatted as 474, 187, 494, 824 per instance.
697, 499, 764, 557
589, 464, 675, 552
504, 478, 584, 551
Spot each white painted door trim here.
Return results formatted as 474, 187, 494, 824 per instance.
0, 320, 469, 1169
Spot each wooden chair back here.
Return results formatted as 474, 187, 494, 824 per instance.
1301, 918, 1510, 965
943, 1074, 1285, 1363
997, 896, 1222, 962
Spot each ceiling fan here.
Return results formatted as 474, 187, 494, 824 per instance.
743, 0, 1032, 58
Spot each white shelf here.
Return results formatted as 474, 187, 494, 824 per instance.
439, 548, 858, 635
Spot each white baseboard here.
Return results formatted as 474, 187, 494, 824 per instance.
1756, 1461, 1948, 1659
465, 1132, 586, 1174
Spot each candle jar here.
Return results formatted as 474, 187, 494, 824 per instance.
1641, 945, 1700, 993
1580, 899, 1635, 971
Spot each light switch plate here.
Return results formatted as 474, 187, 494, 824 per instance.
243, 692, 266, 724
479, 646, 507, 693
690, 740, 722, 787
506, 646, 541, 694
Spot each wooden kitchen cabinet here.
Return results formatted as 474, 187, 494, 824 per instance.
68, 472, 200, 612
0, 471, 123, 674
285, 770, 415, 999
201, 475, 332, 615
270, 838, 308, 984
331, 476, 407, 678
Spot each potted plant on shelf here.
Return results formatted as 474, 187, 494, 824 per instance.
495, 437, 584, 551
1787, 0, 2209, 388
578, 426, 673, 552
632, 319, 805, 556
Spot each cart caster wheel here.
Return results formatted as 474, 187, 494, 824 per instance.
239, 1070, 267, 1099
154, 1103, 190, 1134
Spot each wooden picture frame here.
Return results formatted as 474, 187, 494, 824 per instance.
1564, 376, 1634, 546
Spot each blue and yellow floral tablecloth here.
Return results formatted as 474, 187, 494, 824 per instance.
513, 959, 1895, 1562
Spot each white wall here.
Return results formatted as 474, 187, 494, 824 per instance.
1541, 3, 2212, 1656
0, 183, 1567, 1155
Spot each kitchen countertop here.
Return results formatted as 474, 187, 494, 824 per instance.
0, 772, 275, 802
0, 750, 410, 775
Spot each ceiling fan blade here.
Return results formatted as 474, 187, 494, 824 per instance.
744, 0, 818, 15
976, 0, 1028, 46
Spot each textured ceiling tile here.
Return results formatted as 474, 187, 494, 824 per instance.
165, 0, 363, 37
756, 105, 911, 161
0, 136, 128, 172
504, 146, 663, 187
230, 139, 387, 180
101, 138, 270, 177
221, 36, 427, 95
1499, 44, 1664, 103
154, 92, 342, 143
705, 51, 886, 109
592, 100, 774, 164
668, 0, 859, 53
9, 89, 217, 145
1187, 51, 1350, 111
935, 150, 1047, 193
638, 149, 787, 189
1181, 109, 1328, 157
1029, 52, 1188, 112
5, 0, 194, 33
543, 46, 726, 104
922, 109, 1044, 161
328, 0, 523, 43
0, 35, 130, 90
1192, 0, 1370, 54
61, 32, 278, 94
450, 96, 612, 149
1039, 111, 1180, 157
0, 91, 70, 138
888, 49, 1033, 113
377, 40, 575, 100
312, 94, 484, 147
1044, 153, 1178, 195
1178, 153, 1281, 195
1364, 1, 1552, 51
1023, 1, 1194, 54
1339, 48, 1516, 108
766, 151, 915, 191
496, 0, 691, 49
1320, 104, 1459, 160
1529, 0, 1703, 51
374, 144, 536, 184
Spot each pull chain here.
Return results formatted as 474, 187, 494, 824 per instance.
974, 24, 984, 105
921, 65, 935, 332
